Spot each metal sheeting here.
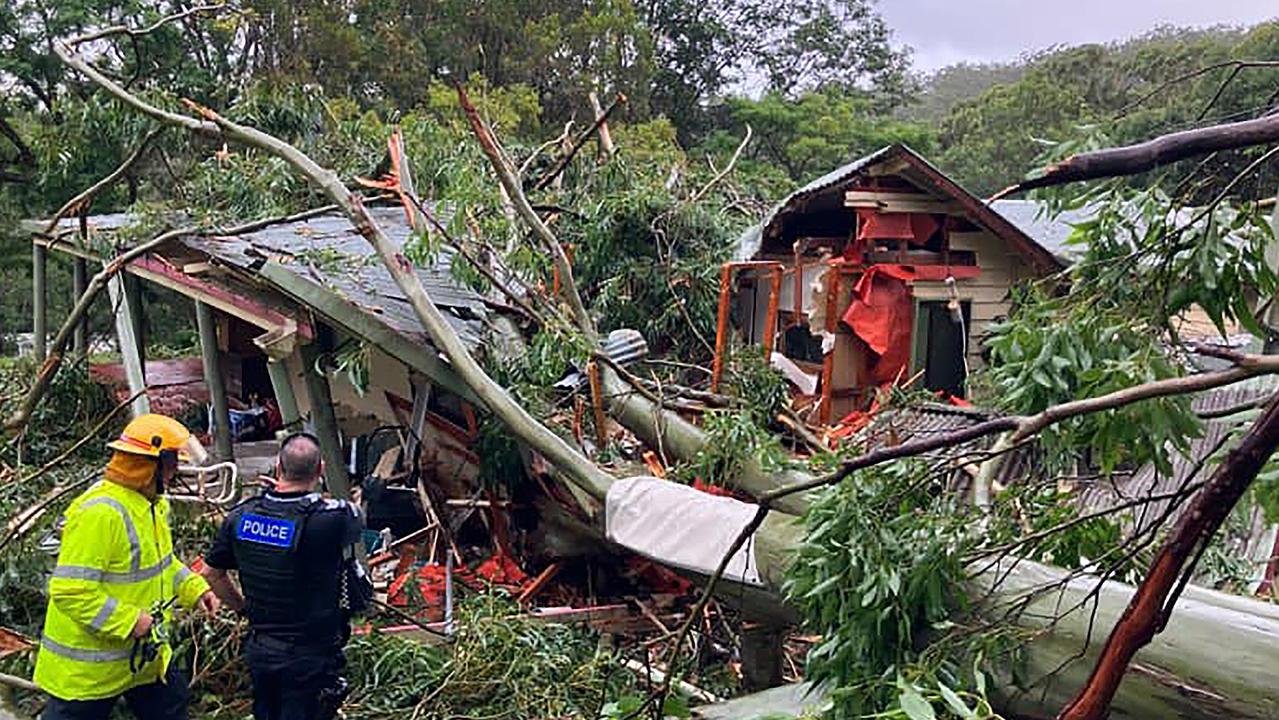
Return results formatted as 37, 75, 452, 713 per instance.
854, 402, 1036, 488
989, 199, 1095, 262
734, 147, 897, 261
1078, 382, 1278, 531
184, 207, 489, 349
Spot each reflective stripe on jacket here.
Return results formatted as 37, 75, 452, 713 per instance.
34, 479, 210, 700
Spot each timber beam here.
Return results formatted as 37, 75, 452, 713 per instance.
257, 261, 480, 406
844, 190, 962, 215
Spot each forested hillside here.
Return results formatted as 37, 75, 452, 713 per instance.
4, 4, 1279, 720
2, 4, 1277, 376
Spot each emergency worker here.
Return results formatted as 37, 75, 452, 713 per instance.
202, 432, 367, 720
35, 413, 219, 720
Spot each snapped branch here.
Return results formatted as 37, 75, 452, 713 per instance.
456, 84, 598, 340
992, 113, 1279, 198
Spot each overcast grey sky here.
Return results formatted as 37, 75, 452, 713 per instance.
879, 1, 1278, 72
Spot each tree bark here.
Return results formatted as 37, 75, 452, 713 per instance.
994, 113, 1279, 198
1058, 396, 1279, 720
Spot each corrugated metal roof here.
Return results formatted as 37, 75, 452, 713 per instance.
990, 198, 1255, 267
733, 146, 898, 261
733, 145, 1062, 272
989, 199, 1094, 262
184, 207, 488, 348
34, 206, 493, 352
1078, 381, 1278, 532
855, 402, 1037, 486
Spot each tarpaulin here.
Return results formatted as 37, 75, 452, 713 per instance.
605, 476, 764, 587
842, 265, 915, 386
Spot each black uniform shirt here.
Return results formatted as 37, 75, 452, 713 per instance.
207, 490, 363, 641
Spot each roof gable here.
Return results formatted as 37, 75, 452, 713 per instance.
737, 144, 1065, 274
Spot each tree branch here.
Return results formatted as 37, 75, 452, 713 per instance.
1058, 395, 1279, 720
53, 41, 219, 139
5, 226, 197, 434
68, 3, 229, 46
533, 92, 627, 192
0, 114, 35, 168
456, 84, 598, 340
762, 356, 1279, 505
992, 113, 1279, 198
57, 38, 619, 505
43, 127, 162, 235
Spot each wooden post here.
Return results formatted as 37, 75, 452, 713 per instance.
72, 258, 88, 358
819, 267, 843, 426
32, 243, 47, 362
739, 623, 785, 691
711, 264, 733, 393
762, 266, 783, 359
266, 359, 301, 430
124, 274, 146, 369
299, 338, 351, 499
195, 301, 234, 461
106, 273, 150, 418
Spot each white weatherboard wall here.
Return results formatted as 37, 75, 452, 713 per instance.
912, 229, 1033, 368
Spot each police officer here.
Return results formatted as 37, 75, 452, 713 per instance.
202, 432, 366, 720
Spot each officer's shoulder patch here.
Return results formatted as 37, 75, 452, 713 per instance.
320, 498, 358, 515
235, 512, 297, 548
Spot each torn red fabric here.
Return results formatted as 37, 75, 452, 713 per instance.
843, 265, 915, 387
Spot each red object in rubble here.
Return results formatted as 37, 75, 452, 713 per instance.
691, 478, 734, 498
387, 549, 531, 619
627, 558, 695, 596
387, 563, 451, 620
472, 549, 529, 588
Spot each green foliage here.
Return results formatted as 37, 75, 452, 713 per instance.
676, 352, 790, 486
938, 72, 1089, 196
320, 340, 372, 397
475, 415, 526, 492
784, 459, 980, 718
934, 23, 1279, 197
723, 352, 789, 426
342, 593, 635, 719
0, 356, 116, 466
714, 89, 935, 181
677, 409, 788, 487
1041, 179, 1277, 339
982, 293, 1200, 475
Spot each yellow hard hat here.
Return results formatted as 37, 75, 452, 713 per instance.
107, 414, 195, 460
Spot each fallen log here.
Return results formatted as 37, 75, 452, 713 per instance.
604, 478, 1279, 720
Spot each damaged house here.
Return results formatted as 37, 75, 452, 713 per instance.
28, 207, 542, 576
724, 144, 1063, 424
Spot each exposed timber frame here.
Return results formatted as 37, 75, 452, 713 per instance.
195, 300, 233, 461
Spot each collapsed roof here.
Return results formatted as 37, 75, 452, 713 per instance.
30, 206, 509, 404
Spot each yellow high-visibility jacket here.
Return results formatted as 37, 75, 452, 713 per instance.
34, 479, 210, 700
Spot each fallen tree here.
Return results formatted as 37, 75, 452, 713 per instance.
50, 18, 1279, 720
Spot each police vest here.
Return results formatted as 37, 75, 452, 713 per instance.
229, 492, 349, 641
